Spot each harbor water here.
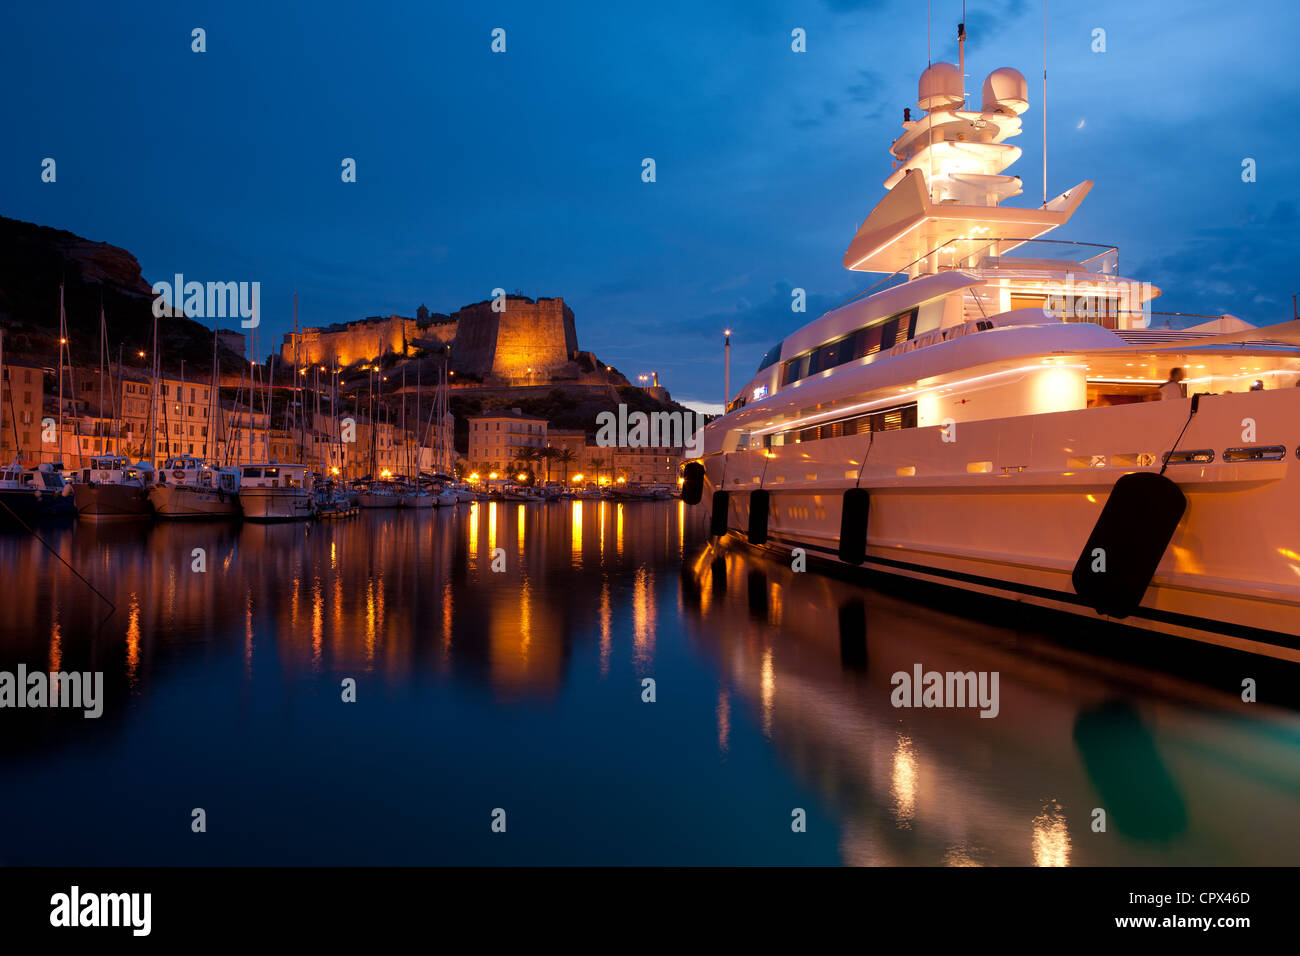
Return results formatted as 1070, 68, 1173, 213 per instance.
1, 500, 1297, 865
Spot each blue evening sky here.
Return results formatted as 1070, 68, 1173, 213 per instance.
2, 0, 1296, 411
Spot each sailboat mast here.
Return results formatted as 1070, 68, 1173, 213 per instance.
98, 300, 106, 457
207, 317, 218, 462
293, 293, 302, 464
115, 344, 123, 456
0, 327, 9, 463
265, 353, 275, 459
332, 350, 340, 476
57, 283, 65, 466
148, 308, 159, 466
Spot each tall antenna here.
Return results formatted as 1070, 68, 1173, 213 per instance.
1042, 0, 1048, 207
958, 10, 967, 108
927, 0, 931, 65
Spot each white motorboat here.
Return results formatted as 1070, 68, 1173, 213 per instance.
358, 480, 402, 509
685, 42, 1300, 662
149, 455, 241, 519
238, 462, 314, 522
30, 462, 76, 516
0, 460, 42, 527
72, 455, 154, 519
399, 485, 435, 509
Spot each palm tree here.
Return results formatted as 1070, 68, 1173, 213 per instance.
590, 456, 606, 486
556, 448, 576, 483
539, 446, 559, 483
514, 446, 541, 485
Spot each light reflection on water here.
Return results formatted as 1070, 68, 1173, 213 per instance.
0, 503, 1297, 865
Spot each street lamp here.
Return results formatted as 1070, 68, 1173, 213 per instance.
723, 329, 732, 409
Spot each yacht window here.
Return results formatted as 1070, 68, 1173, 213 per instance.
243, 467, 262, 478
756, 342, 783, 373
780, 308, 917, 386
767, 401, 918, 445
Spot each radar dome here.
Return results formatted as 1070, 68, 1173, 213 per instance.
981, 67, 1029, 114
918, 62, 963, 111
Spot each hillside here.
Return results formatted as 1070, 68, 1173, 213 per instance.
0, 215, 244, 372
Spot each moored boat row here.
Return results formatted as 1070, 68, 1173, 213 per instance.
0, 457, 474, 526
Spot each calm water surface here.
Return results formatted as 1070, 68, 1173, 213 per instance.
1, 500, 1297, 865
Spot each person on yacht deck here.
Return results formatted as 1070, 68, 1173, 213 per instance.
1157, 368, 1187, 400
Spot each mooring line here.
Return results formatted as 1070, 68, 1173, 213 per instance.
854, 429, 876, 488
0, 498, 117, 617
1159, 393, 1202, 477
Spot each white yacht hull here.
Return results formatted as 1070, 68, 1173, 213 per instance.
701, 390, 1300, 662
239, 488, 313, 522
149, 484, 240, 519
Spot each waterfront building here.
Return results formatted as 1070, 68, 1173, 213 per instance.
152, 378, 218, 459
467, 408, 547, 474
610, 446, 681, 485
0, 364, 44, 464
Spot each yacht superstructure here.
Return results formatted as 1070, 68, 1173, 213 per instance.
685, 52, 1300, 661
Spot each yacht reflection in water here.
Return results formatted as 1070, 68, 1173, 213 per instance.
2, 500, 1298, 865
679, 539, 1300, 865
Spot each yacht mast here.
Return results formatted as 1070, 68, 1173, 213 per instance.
1042, 1, 1048, 207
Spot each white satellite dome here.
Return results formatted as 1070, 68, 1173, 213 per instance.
981, 67, 1029, 114
918, 62, 963, 111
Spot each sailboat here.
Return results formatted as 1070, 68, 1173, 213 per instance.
149, 322, 241, 518
398, 367, 434, 509
70, 296, 154, 518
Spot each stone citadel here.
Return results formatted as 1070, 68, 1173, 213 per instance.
282, 295, 610, 385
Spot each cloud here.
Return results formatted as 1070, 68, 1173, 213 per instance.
1135, 205, 1297, 325
671, 281, 861, 351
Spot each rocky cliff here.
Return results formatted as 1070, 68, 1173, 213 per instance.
0, 215, 241, 372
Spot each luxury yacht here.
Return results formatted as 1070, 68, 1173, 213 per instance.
684, 55, 1300, 662
149, 455, 241, 519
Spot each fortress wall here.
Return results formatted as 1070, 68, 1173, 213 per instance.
283, 316, 431, 367
280, 297, 578, 381
448, 302, 499, 377
491, 298, 576, 381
